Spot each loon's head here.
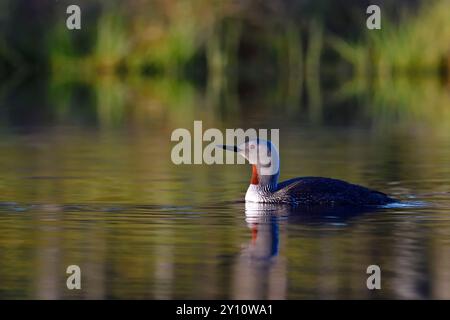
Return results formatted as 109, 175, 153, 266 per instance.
219, 139, 280, 188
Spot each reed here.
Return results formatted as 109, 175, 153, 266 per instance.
330, 0, 450, 76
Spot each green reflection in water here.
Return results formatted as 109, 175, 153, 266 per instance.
0, 71, 449, 299
0, 0, 449, 300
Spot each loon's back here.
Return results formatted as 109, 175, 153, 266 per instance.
273, 177, 395, 206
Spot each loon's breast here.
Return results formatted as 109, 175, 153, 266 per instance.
271, 177, 395, 206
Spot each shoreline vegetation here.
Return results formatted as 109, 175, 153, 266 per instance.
0, 1, 446, 78
0, 0, 449, 128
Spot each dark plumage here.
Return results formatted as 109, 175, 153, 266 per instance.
274, 177, 395, 206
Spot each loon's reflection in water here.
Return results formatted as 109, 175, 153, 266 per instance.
231, 202, 381, 299
231, 203, 288, 299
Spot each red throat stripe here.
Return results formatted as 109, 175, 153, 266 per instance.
251, 165, 259, 185
251, 225, 258, 243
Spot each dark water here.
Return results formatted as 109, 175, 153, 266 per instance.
0, 77, 450, 299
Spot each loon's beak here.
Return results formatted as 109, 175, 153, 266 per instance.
218, 145, 241, 153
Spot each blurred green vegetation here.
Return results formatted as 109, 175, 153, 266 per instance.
1, 0, 450, 300
330, 0, 450, 76
0, 0, 449, 129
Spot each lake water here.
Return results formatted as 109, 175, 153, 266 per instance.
0, 77, 449, 299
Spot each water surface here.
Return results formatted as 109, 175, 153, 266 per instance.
0, 78, 449, 299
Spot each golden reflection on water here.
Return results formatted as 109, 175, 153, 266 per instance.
0, 74, 449, 299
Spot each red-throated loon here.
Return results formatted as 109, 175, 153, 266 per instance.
219, 139, 396, 206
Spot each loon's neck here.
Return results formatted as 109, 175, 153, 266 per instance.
245, 165, 279, 202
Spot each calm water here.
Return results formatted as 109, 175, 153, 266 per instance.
0, 77, 450, 299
